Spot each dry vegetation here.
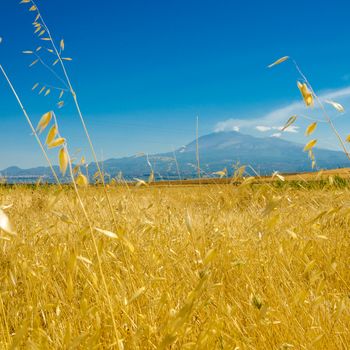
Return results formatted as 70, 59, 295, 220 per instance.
145, 168, 350, 187
0, 182, 350, 349
1, 2, 350, 349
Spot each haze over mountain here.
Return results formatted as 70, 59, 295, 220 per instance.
1, 131, 348, 182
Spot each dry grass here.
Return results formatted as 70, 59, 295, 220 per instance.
0, 5, 349, 350
0, 182, 350, 349
141, 168, 350, 187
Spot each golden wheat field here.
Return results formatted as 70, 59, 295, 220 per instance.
2, 0, 350, 349
0, 181, 349, 349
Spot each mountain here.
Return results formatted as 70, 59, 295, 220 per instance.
1, 131, 349, 182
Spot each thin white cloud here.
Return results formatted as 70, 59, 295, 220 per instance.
271, 133, 282, 138
256, 126, 271, 132
322, 86, 350, 100
282, 125, 299, 133
255, 125, 299, 133
215, 122, 240, 132
214, 85, 350, 133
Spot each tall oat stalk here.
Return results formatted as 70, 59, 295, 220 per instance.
0, 61, 122, 345
268, 55, 350, 164
51, 112, 123, 347
22, 0, 137, 302
196, 115, 201, 180
292, 60, 350, 160
0, 64, 61, 185
26, 0, 118, 228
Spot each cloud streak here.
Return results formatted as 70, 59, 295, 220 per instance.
255, 125, 299, 133
214, 85, 350, 134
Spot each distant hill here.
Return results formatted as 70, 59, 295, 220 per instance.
1, 131, 349, 182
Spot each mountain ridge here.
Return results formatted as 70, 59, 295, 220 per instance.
1, 131, 349, 182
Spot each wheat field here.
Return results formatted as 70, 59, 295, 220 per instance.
0, 182, 349, 349
1, 2, 350, 349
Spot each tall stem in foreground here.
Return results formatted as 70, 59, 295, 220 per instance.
1, 49, 122, 350
196, 115, 201, 180
51, 112, 122, 349
0, 64, 61, 185
172, 147, 182, 183
26, 0, 136, 298
293, 60, 350, 161
30, 0, 118, 228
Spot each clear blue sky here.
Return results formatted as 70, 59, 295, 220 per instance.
1, 0, 350, 168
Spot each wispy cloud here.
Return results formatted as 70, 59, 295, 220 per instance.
255, 125, 299, 133
214, 119, 249, 132
214, 86, 350, 134
256, 126, 271, 132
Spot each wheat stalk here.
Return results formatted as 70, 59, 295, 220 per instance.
27, 0, 119, 230
0, 64, 61, 185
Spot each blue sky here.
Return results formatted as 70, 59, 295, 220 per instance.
1, 0, 350, 168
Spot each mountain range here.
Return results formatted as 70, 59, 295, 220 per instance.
1, 131, 349, 182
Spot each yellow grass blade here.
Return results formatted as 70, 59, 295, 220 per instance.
268, 56, 289, 68
213, 168, 227, 178
0, 209, 16, 235
297, 81, 314, 107
95, 227, 134, 252
134, 178, 148, 187
325, 100, 345, 113
45, 125, 58, 145
303, 139, 317, 151
77, 256, 93, 265
148, 170, 155, 183
48, 137, 66, 149
76, 173, 89, 187
36, 111, 52, 133
59, 148, 68, 175
282, 115, 297, 131
95, 227, 118, 239
305, 122, 317, 136
29, 59, 39, 67
127, 287, 146, 305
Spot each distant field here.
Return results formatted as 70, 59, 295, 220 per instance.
0, 181, 349, 349
143, 167, 350, 186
